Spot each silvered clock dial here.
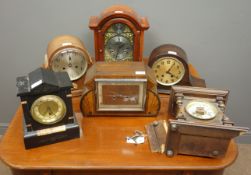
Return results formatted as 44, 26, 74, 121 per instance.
51, 48, 88, 81
104, 23, 134, 62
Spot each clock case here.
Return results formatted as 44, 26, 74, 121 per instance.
146, 86, 249, 158
44, 35, 93, 97
80, 62, 161, 116
89, 5, 149, 61
16, 68, 80, 149
148, 44, 206, 94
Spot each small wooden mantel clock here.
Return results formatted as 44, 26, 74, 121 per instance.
146, 86, 249, 157
165, 86, 249, 158
80, 62, 160, 116
148, 44, 206, 94
89, 5, 149, 62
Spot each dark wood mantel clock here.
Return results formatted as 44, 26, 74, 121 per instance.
16, 68, 80, 149
148, 44, 206, 94
89, 5, 149, 62
146, 86, 249, 157
165, 86, 249, 158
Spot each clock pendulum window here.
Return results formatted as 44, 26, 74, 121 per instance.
89, 5, 149, 62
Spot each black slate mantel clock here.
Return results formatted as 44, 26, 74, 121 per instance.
16, 68, 80, 149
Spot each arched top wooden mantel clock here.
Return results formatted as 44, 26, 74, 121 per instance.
89, 5, 149, 62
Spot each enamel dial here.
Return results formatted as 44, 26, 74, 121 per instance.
152, 57, 185, 86
104, 23, 134, 61
185, 100, 218, 120
51, 48, 88, 81
30, 95, 66, 125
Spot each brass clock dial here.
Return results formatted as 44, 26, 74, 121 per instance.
51, 48, 88, 81
152, 57, 185, 86
185, 100, 218, 120
104, 23, 134, 62
30, 95, 66, 125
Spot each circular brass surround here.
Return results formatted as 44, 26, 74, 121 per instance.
185, 100, 218, 120
152, 56, 185, 86
30, 95, 66, 125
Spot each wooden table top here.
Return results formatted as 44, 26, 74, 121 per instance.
0, 65, 238, 171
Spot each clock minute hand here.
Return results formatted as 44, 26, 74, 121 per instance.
116, 43, 125, 59
166, 61, 175, 73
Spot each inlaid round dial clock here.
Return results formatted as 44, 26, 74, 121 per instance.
45, 35, 93, 96
148, 44, 206, 94
89, 5, 149, 62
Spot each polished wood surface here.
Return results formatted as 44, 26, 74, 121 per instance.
0, 65, 238, 175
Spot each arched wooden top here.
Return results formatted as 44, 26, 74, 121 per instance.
89, 5, 149, 30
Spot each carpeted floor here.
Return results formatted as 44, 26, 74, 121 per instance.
0, 144, 250, 175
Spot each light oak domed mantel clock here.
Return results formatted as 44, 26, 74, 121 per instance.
89, 5, 149, 62
44, 35, 93, 96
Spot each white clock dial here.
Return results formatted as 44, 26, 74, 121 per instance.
185, 100, 218, 120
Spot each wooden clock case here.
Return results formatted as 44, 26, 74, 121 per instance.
165, 86, 249, 158
80, 62, 160, 116
148, 44, 206, 94
16, 68, 80, 149
89, 5, 149, 61
44, 35, 93, 97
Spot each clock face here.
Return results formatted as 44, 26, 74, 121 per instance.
96, 80, 146, 111
185, 100, 218, 120
152, 57, 185, 86
51, 48, 88, 81
30, 95, 66, 125
104, 23, 134, 62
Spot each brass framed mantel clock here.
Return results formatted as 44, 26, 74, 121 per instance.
148, 44, 206, 94
16, 68, 80, 149
44, 35, 93, 96
89, 5, 149, 62
80, 62, 160, 116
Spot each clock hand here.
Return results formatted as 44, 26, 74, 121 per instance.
47, 106, 53, 116
166, 61, 175, 73
116, 43, 125, 59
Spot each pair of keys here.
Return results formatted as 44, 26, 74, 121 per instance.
126, 130, 147, 144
